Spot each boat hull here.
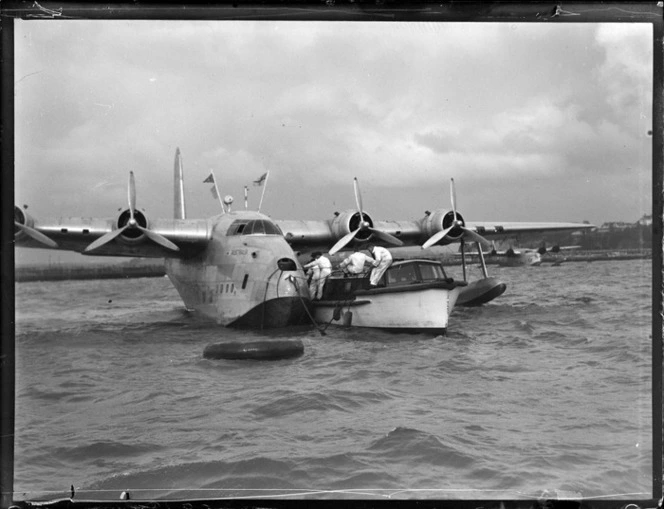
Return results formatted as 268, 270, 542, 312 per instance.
312, 286, 462, 333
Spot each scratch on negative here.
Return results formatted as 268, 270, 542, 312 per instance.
33, 1, 63, 18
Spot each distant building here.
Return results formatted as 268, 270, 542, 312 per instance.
636, 214, 652, 227
597, 222, 632, 233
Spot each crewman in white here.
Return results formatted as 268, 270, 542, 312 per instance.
340, 247, 373, 275
368, 244, 393, 286
303, 252, 332, 299
304, 254, 320, 288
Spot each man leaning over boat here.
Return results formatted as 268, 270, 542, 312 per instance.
340, 247, 373, 276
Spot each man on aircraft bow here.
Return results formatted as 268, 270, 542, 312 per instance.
304, 252, 332, 299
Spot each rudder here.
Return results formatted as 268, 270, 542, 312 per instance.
174, 147, 186, 220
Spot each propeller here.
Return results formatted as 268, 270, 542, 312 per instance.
422, 178, 492, 249
14, 222, 58, 248
84, 172, 180, 253
328, 177, 404, 255
14, 206, 58, 248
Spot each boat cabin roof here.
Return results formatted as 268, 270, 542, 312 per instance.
385, 259, 448, 285
320, 258, 463, 301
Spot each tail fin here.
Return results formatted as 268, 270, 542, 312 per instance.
174, 147, 186, 220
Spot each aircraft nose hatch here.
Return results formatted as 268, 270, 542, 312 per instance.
277, 258, 297, 271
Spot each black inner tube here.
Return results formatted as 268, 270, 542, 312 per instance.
203, 339, 305, 361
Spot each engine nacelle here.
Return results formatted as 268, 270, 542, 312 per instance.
330, 209, 375, 243
14, 205, 35, 239
422, 209, 465, 245
113, 208, 150, 245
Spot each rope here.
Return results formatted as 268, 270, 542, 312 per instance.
329, 269, 369, 328
291, 270, 367, 332
261, 268, 281, 330
288, 275, 326, 336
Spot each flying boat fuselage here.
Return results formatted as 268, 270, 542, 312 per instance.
165, 211, 309, 327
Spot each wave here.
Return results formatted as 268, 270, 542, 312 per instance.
252, 388, 396, 418
12, 260, 653, 502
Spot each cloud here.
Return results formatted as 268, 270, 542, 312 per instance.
13, 20, 653, 226
595, 24, 653, 118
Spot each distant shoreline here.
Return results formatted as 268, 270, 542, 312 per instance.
15, 261, 166, 282
14, 249, 652, 282
449, 248, 652, 266
537, 249, 652, 264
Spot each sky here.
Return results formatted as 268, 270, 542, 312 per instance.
13, 18, 654, 263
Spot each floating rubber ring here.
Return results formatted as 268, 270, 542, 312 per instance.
203, 339, 304, 361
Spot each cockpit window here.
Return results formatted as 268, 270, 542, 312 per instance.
227, 219, 283, 236
265, 220, 283, 235
227, 221, 248, 236
247, 220, 266, 235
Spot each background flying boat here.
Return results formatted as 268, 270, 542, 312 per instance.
462, 242, 585, 267
14, 148, 595, 329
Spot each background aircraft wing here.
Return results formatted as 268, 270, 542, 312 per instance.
464, 221, 595, 237
15, 211, 210, 258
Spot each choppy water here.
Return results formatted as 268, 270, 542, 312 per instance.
13, 259, 653, 502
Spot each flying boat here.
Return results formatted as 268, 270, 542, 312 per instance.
15, 148, 594, 330
469, 242, 584, 268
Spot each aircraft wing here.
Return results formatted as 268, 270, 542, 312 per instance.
275, 220, 340, 247
275, 219, 422, 249
15, 166, 214, 259
276, 218, 592, 251
15, 212, 211, 258
276, 177, 594, 253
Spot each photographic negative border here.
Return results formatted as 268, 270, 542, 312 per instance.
1, 2, 662, 508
